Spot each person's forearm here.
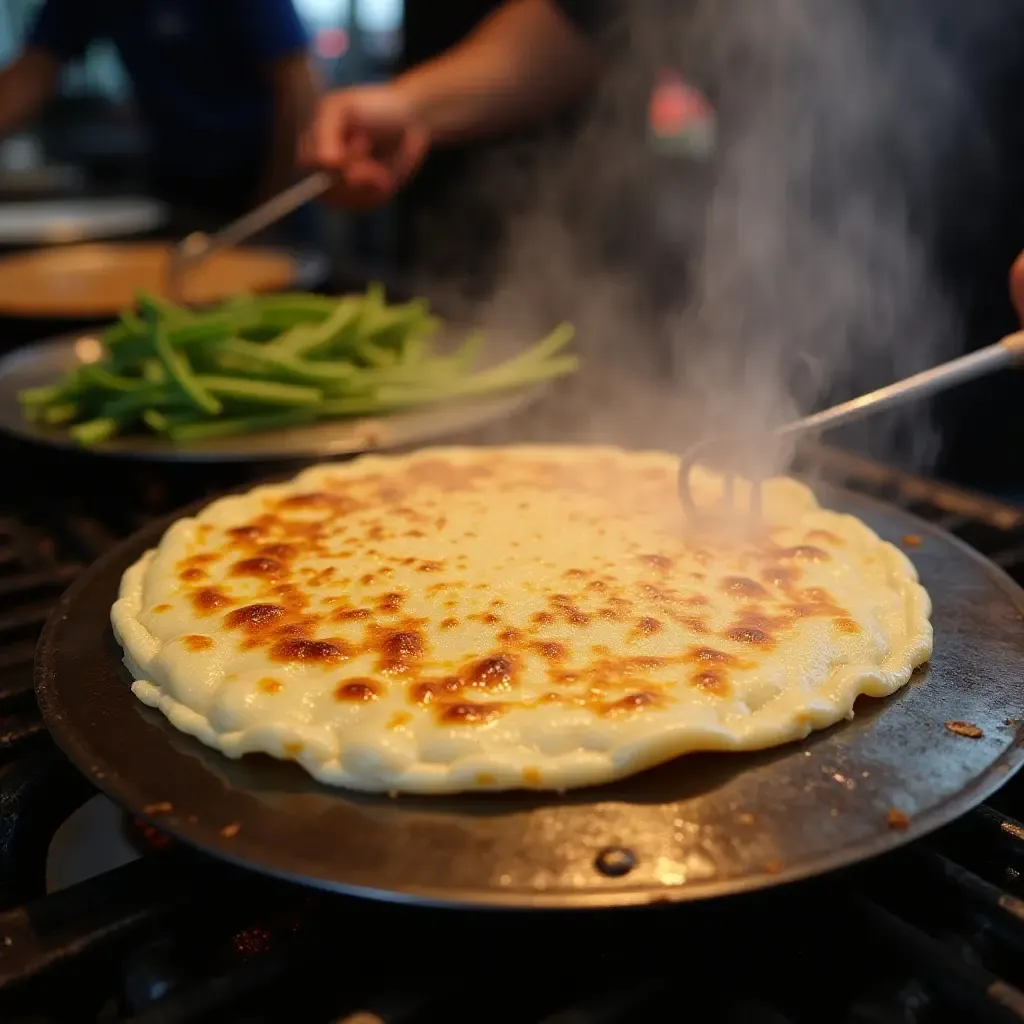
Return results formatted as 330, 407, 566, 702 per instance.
259, 54, 321, 200
394, 0, 603, 144
0, 51, 59, 139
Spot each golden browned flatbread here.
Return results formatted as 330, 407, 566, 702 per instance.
112, 446, 932, 794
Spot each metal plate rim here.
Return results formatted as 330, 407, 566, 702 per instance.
0, 331, 547, 463
34, 481, 1024, 910
0, 196, 170, 246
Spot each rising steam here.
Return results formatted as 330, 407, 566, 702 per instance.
424, 0, 1001, 471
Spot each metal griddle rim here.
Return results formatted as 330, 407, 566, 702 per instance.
33, 475, 1024, 910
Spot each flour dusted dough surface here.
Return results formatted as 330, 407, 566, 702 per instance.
112, 446, 932, 794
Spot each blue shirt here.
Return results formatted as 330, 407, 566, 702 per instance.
29, 0, 308, 186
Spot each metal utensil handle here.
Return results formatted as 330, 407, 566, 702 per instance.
178, 172, 332, 272
778, 331, 1024, 441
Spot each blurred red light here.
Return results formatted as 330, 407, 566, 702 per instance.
315, 28, 349, 60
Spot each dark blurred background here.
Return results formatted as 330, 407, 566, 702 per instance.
0, 0, 1022, 496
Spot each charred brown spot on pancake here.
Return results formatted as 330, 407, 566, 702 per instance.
360, 573, 376, 586
411, 677, 462, 705
388, 712, 411, 729
231, 557, 284, 578
190, 587, 233, 615
533, 640, 568, 661
259, 677, 283, 694
785, 587, 848, 621
498, 627, 524, 646
182, 634, 213, 652
628, 614, 659, 636
687, 646, 739, 666
376, 630, 426, 674
691, 670, 730, 696
179, 567, 206, 582
224, 603, 286, 632
599, 691, 663, 715
277, 491, 336, 509
438, 702, 505, 725
532, 611, 555, 626
283, 742, 304, 758
587, 579, 608, 592
667, 612, 709, 635
722, 576, 769, 600
332, 606, 371, 622
417, 560, 444, 573
464, 654, 517, 691
833, 618, 861, 634
440, 617, 459, 630
564, 568, 588, 579
227, 525, 264, 543
725, 624, 775, 647
268, 618, 318, 642
377, 592, 404, 613
269, 638, 348, 665
778, 545, 830, 563
566, 607, 592, 627
153, 603, 171, 613
335, 679, 380, 702
259, 543, 296, 561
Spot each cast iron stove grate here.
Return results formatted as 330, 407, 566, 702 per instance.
0, 442, 1021, 1024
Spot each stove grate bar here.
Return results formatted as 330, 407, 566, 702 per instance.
113, 946, 292, 1024
853, 894, 1024, 1024
0, 852, 196, 993
0, 713, 47, 763
914, 847, 1024, 954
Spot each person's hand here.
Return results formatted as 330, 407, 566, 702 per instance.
300, 83, 430, 210
1011, 251, 1024, 323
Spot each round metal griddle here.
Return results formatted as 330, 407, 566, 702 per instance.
35, 486, 1024, 909
0, 333, 549, 462
0, 243, 328, 320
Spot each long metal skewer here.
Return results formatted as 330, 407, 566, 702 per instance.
165, 171, 331, 302
678, 331, 1024, 523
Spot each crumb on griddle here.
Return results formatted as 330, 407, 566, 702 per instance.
143, 802, 173, 816
887, 808, 910, 830
944, 720, 984, 739
220, 822, 241, 838
902, 534, 922, 548
1006, 718, 1020, 727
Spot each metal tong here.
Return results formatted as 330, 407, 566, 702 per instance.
677, 331, 1024, 522
164, 171, 331, 302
